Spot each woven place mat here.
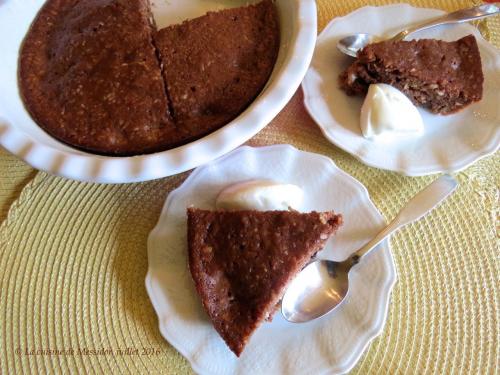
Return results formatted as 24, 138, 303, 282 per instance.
0, 149, 36, 224
0, 0, 498, 374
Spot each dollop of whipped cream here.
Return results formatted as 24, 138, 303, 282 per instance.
360, 83, 424, 140
215, 180, 303, 211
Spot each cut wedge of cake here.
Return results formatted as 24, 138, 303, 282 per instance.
19, 0, 176, 155
154, 0, 280, 139
187, 208, 343, 356
339, 35, 483, 114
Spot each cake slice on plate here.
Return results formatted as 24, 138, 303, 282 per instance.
187, 208, 343, 356
339, 35, 483, 114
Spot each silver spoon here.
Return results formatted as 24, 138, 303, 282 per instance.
281, 174, 458, 323
337, 4, 500, 57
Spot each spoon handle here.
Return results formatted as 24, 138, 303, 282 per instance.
392, 4, 500, 41
353, 174, 458, 259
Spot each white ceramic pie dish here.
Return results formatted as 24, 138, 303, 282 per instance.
146, 145, 396, 375
0, 0, 317, 183
302, 4, 500, 176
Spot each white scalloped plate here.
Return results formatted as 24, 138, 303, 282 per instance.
146, 145, 396, 375
302, 4, 500, 176
0, 0, 316, 183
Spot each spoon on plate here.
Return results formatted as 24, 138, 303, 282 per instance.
337, 3, 500, 57
281, 174, 458, 323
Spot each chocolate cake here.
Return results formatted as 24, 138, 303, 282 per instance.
187, 208, 343, 356
154, 0, 280, 135
339, 35, 483, 114
19, 0, 177, 155
19, 0, 280, 155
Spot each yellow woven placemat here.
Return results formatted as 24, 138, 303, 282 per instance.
0, 148, 35, 224
1, 1, 498, 374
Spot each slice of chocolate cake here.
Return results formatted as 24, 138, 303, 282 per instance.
154, 0, 280, 139
187, 208, 343, 356
19, 0, 179, 155
339, 35, 483, 114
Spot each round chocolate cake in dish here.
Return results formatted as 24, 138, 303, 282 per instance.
19, 0, 280, 156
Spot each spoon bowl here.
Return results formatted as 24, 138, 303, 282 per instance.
337, 33, 379, 57
281, 258, 351, 323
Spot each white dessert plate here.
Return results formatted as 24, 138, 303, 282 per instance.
146, 144, 396, 375
302, 4, 500, 176
0, 0, 316, 183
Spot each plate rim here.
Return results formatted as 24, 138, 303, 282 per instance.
302, 3, 500, 176
0, 0, 317, 183
145, 144, 397, 375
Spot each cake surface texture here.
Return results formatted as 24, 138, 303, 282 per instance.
187, 208, 343, 356
154, 0, 280, 138
19, 0, 280, 155
339, 35, 483, 114
19, 0, 175, 155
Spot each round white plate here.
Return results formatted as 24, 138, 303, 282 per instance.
146, 144, 396, 375
302, 4, 500, 176
0, 0, 316, 183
